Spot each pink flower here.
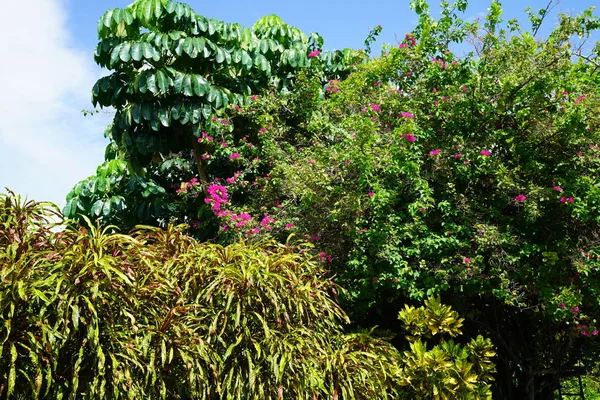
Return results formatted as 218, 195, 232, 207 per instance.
226, 177, 235, 184
592, 330, 599, 336
259, 127, 267, 134
260, 215, 275, 228
464, 257, 471, 264
403, 134, 417, 142
454, 153, 462, 159
399, 112, 414, 118
480, 150, 491, 156
368, 191, 374, 197
221, 142, 228, 147
229, 153, 241, 159
553, 186, 563, 192
308, 50, 321, 57
251, 227, 260, 234
559, 302, 566, 309
373, 277, 379, 283
462, 86, 468, 91
285, 223, 294, 229
374, 81, 381, 87
370, 103, 380, 112
399, 43, 408, 48
250, 95, 258, 101
515, 194, 527, 202
429, 149, 441, 155
344, 160, 352, 164
568, 197, 575, 203
571, 306, 579, 313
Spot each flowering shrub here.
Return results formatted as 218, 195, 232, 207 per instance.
171, 2, 600, 397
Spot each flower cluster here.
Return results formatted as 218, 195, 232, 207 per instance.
308, 49, 321, 57
326, 79, 340, 93
204, 184, 229, 211
198, 132, 214, 142
403, 32, 417, 47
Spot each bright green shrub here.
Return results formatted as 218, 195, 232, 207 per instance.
396, 298, 495, 399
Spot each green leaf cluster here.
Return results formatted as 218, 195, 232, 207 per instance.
396, 298, 496, 399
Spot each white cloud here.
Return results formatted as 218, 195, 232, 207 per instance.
0, 0, 108, 207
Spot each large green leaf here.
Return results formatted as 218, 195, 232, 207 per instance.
119, 42, 132, 62
192, 75, 209, 96
146, 72, 157, 94
183, 74, 193, 96
131, 42, 143, 61
156, 69, 170, 94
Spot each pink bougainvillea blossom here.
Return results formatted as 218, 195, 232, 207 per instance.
285, 223, 294, 229
370, 103, 380, 112
429, 149, 441, 155
403, 134, 417, 142
398, 112, 414, 118
308, 49, 321, 57
229, 153, 241, 159
480, 150, 492, 156
368, 191, 374, 197
454, 153, 462, 159
515, 194, 527, 202
464, 257, 471, 264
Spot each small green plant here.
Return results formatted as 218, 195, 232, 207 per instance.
396, 298, 496, 399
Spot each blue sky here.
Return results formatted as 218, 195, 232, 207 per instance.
1, 0, 598, 206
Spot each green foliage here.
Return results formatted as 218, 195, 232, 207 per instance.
166, 1, 600, 397
1, 190, 403, 398
397, 298, 495, 399
64, 0, 600, 397
66, 0, 364, 229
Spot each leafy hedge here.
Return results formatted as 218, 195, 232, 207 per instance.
1, 190, 496, 398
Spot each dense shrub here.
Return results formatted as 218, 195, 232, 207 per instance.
1, 191, 405, 398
